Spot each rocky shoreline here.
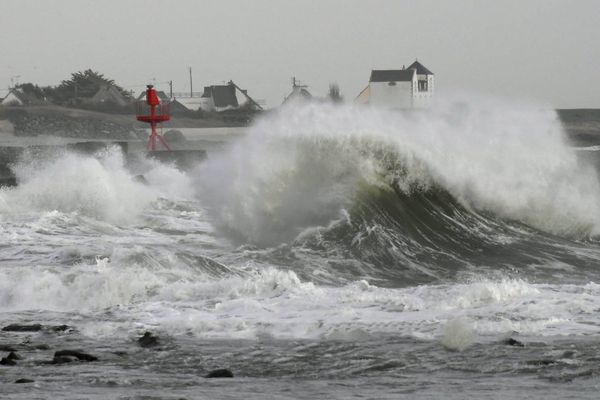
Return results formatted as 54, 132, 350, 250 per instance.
0, 322, 234, 385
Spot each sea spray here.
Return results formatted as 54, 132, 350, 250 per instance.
194, 95, 600, 245
0, 146, 193, 224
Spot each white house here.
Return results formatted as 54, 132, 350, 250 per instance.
1, 90, 25, 106
174, 97, 204, 111
283, 77, 312, 104
0, 88, 44, 106
355, 60, 434, 109
87, 85, 128, 107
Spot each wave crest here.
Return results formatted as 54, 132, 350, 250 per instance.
196, 97, 600, 246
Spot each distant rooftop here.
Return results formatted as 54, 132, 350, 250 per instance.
407, 60, 434, 75
370, 69, 415, 82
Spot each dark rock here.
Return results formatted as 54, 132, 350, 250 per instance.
133, 174, 148, 185
54, 350, 98, 362
137, 331, 159, 348
34, 344, 50, 350
503, 338, 525, 347
0, 357, 17, 366
7, 351, 22, 361
206, 368, 234, 378
164, 129, 187, 143
15, 378, 34, 384
2, 323, 43, 332
526, 359, 556, 366
0, 345, 17, 352
50, 325, 71, 332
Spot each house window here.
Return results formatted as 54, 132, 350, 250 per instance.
418, 80, 428, 92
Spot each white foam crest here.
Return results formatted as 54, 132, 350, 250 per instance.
6, 255, 599, 342
0, 246, 318, 315
194, 94, 600, 242
0, 244, 208, 313
0, 147, 194, 223
2, 148, 153, 223
437, 279, 540, 310
144, 275, 600, 341
137, 156, 196, 200
0, 258, 164, 312
121, 274, 536, 340
155, 266, 317, 306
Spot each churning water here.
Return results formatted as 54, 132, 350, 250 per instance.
2, 97, 600, 399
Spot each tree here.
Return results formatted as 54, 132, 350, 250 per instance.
51, 69, 131, 104
15, 83, 47, 100
328, 83, 343, 103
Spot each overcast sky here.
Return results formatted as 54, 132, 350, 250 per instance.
1, 0, 599, 108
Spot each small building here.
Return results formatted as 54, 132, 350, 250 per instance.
169, 98, 192, 113
355, 60, 434, 109
0, 88, 45, 106
199, 84, 238, 112
87, 85, 129, 107
283, 77, 312, 104
173, 97, 203, 111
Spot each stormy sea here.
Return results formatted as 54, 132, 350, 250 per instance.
2, 97, 600, 399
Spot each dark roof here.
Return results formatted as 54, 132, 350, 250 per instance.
407, 60, 433, 75
169, 98, 190, 112
370, 69, 415, 82
208, 85, 238, 108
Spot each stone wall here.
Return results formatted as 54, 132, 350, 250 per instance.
4, 108, 137, 140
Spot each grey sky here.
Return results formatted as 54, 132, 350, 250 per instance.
1, 0, 599, 108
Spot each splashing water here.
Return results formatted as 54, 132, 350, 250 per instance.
0, 146, 194, 224
195, 96, 600, 247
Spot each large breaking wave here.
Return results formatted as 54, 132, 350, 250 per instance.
195, 96, 600, 284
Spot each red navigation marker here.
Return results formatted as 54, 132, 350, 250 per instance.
136, 85, 171, 151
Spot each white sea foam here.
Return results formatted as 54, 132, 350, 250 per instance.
0, 147, 193, 224
441, 318, 474, 351
1, 234, 599, 342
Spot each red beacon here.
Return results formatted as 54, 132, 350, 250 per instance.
136, 84, 171, 151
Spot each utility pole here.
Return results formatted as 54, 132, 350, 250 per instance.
189, 67, 193, 98
169, 80, 173, 99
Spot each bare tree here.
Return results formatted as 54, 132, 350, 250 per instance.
328, 83, 343, 103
